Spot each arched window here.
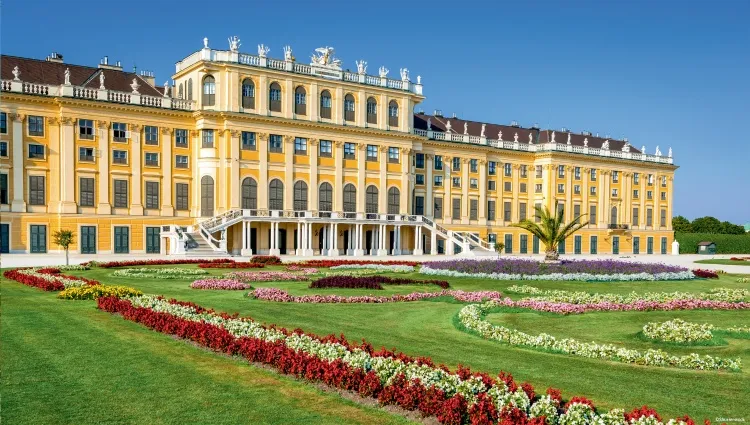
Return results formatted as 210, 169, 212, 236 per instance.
200, 175, 214, 217
387, 187, 400, 214
611, 206, 618, 226
366, 186, 378, 214
388, 100, 399, 127
293, 181, 308, 211
343, 184, 356, 214
241, 177, 257, 209
269, 179, 284, 210
241, 79, 255, 109
366, 97, 377, 125
202, 75, 216, 106
178, 83, 184, 99
269, 82, 282, 112
344, 94, 355, 122
320, 90, 332, 119
319, 182, 333, 213
187, 78, 193, 100
294, 86, 306, 115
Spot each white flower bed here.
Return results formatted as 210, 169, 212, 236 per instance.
113, 268, 208, 279
421, 267, 695, 282
506, 285, 750, 304
458, 301, 741, 371
642, 319, 714, 343
57, 264, 91, 271
329, 264, 415, 273
16, 268, 90, 289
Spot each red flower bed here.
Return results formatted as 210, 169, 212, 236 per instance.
249, 255, 283, 265
692, 269, 719, 279
297, 259, 420, 268
730, 257, 750, 261
198, 262, 265, 269
309, 275, 449, 290
3, 268, 100, 291
94, 259, 234, 268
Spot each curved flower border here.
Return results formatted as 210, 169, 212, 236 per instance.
506, 285, 750, 304
191, 278, 253, 290
113, 267, 208, 279
250, 288, 503, 304
3, 267, 100, 291
458, 301, 741, 371
642, 319, 714, 343
420, 266, 695, 282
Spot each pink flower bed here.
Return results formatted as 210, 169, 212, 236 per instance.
498, 298, 750, 315
226, 271, 313, 282
250, 287, 503, 304
190, 278, 253, 290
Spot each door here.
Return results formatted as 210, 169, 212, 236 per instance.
30, 225, 47, 253
504, 234, 512, 254
661, 237, 667, 254
647, 237, 653, 254
389, 230, 394, 253
278, 229, 287, 254
343, 230, 350, 252
590, 236, 598, 254
114, 226, 129, 254
294, 229, 298, 251
558, 240, 565, 254
633, 237, 640, 254
80, 226, 97, 254
146, 227, 160, 254
574, 235, 581, 254
250, 228, 257, 253
365, 230, 373, 254
437, 239, 444, 254
532, 235, 539, 254
520, 235, 528, 254
200, 175, 214, 217
612, 236, 619, 254
0, 224, 9, 253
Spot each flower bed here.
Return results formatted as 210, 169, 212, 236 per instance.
57, 264, 91, 271
57, 285, 143, 300
250, 288, 503, 304
730, 257, 750, 261
93, 259, 234, 268
309, 275, 450, 290
459, 301, 741, 371
738, 277, 750, 283
250, 255, 283, 265
296, 259, 420, 268
329, 264, 416, 273
3, 267, 100, 291
495, 297, 750, 315
692, 269, 719, 279
190, 278, 253, 290
112, 268, 208, 279
422, 259, 694, 281
284, 266, 319, 274
198, 262, 265, 269
642, 319, 714, 343
226, 271, 314, 282
506, 285, 750, 304
96, 294, 703, 424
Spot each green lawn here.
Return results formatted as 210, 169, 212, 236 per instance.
695, 258, 750, 266
4, 265, 750, 422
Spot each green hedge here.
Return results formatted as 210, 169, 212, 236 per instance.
676, 232, 750, 254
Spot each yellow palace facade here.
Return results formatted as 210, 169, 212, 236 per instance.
0, 38, 677, 256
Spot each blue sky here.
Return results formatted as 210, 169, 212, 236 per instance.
3, 0, 749, 223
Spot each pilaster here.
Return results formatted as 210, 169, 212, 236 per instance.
379, 146, 387, 214
334, 141, 343, 210
284, 135, 294, 210
130, 124, 144, 215
230, 130, 240, 209
425, 154, 434, 217
309, 138, 319, 211
401, 147, 410, 214
58, 116, 77, 213
97, 120, 111, 214
258, 133, 269, 209
217, 129, 228, 214
160, 127, 174, 215
356, 144, 365, 212
461, 158, 469, 224
478, 159, 487, 223
444, 156, 452, 223
511, 164, 520, 222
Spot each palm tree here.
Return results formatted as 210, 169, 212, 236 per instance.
512, 203, 588, 262
52, 229, 75, 265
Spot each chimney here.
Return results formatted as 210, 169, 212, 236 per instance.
98, 56, 123, 71
510, 120, 519, 127
433, 109, 443, 117
452, 112, 457, 119
139, 70, 156, 87
45, 52, 64, 63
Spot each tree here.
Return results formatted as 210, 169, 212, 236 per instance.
672, 215, 692, 233
494, 242, 505, 254
690, 216, 723, 234
52, 229, 75, 265
720, 221, 746, 235
512, 203, 588, 262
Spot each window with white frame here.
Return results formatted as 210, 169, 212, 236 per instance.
388, 147, 399, 163
366, 145, 378, 161
28, 116, 44, 136
319, 140, 332, 157
434, 175, 443, 187
269, 134, 283, 153
241, 131, 256, 150
175, 155, 188, 168
294, 137, 307, 155
344, 142, 355, 159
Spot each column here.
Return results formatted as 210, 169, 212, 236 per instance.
542, 164, 552, 212
258, 75, 268, 114
10, 113, 25, 211
230, 130, 241, 209
284, 79, 294, 119
309, 138, 318, 212
97, 121, 111, 214
59, 117, 76, 213
334, 223, 339, 254
379, 146, 387, 214
283, 135, 294, 211
393, 226, 401, 255
130, 125, 144, 215
161, 128, 174, 215
269, 222, 280, 256
258, 133, 269, 209
335, 87, 344, 125
191, 131, 201, 216
241, 221, 252, 256
296, 222, 302, 255
426, 155, 434, 217
478, 159, 487, 224
565, 166, 573, 223
328, 222, 338, 256
414, 225, 424, 255
430, 229, 437, 255
309, 82, 319, 122
356, 144, 365, 213
511, 164, 520, 222
401, 147, 410, 214
377, 224, 387, 256
444, 156, 452, 223
334, 141, 344, 210
461, 159, 469, 224
217, 130, 227, 213
622, 173, 631, 227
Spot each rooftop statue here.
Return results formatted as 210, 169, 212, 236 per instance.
65, 68, 71, 85
356, 60, 367, 75
446, 120, 452, 132
311, 47, 341, 69
130, 78, 140, 94
12, 66, 20, 81
203, 37, 209, 49
551, 131, 556, 143
668, 147, 673, 158
283, 45, 294, 61
98, 72, 105, 89
163, 82, 170, 97
655, 146, 662, 156
228, 36, 241, 53
514, 132, 519, 142
426, 118, 431, 130
498, 130, 503, 141
463, 122, 468, 135
602, 139, 609, 150
528, 133, 533, 143
400, 68, 409, 81
378, 66, 389, 78
258, 44, 270, 58
584, 138, 589, 147
567, 132, 572, 145
480, 123, 486, 137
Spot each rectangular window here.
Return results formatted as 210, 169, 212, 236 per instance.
558, 165, 565, 178
344, 143, 355, 159
269, 134, 283, 153
175, 183, 189, 210
79, 119, 94, 139
470, 199, 478, 220
145, 152, 159, 167
488, 180, 496, 191
175, 155, 189, 168
434, 155, 443, 170
452, 198, 461, 219
535, 183, 542, 193
661, 176, 667, 187
415, 153, 425, 169
574, 184, 581, 194
113, 150, 127, 165
487, 200, 496, 221
557, 183, 565, 194
661, 192, 667, 200
648, 174, 654, 185
146, 181, 159, 209
504, 181, 511, 192
503, 201, 511, 221
612, 170, 619, 182
113, 122, 127, 142
660, 209, 666, 227
633, 237, 640, 254
434, 175, 443, 187
573, 204, 581, 223
470, 159, 478, 172
536, 165, 542, 178
661, 237, 668, 254
557, 203, 565, 217
611, 188, 618, 197
452, 177, 461, 188
28, 144, 45, 159
241, 131, 256, 150
520, 234, 528, 254
366, 145, 378, 161
574, 167, 581, 180
590, 236, 598, 254
590, 186, 597, 195
647, 208, 653, 226
0, 112, 6, 134
647, 237, 653, 254
0, 141, 7, 157
520, 183, 527, 193
519, 202, 527, 221
414, 196, 424, 215
453, 157, 461, 171
590, 169, 597, 181
633, 189, 639, 199
79, 147, 94, 162
0, 173, 7, 204
114, 226, 129, 254
79, 177, 95, 206
488, 161, 496, 175
388, 147, 399, 163
175, 129, 188, 147
632, 207, 639, 226
319, 140, 332, 157
416, 174, 425, 185
589, 205, 597, 224
647, 190, 653, 199
504, 163, 512, 176
520, 165, 528, 178
29, 175, 45, 205
80, 225, 97, 254
113, 179, 128, 208
574, 235, 581, 254
470, 178, 478, 188
434, 197, 443, 219
144, 126, 158, 145
28, 116, 44, 136
534, 202, 542, 223
202, 129, 214, 148
30, 224, 47, 253
634, 173, 640, 184
294, 137, 307, 154
504, 234, 513, 254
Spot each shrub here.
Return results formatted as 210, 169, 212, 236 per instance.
94, 259, 234, 268
250, 255, 282, 265
309, 275, 450, 290
676, 232, 750, 254
198, 262, 264, 269
692, 269, 719, 279
58, 285, 143, 300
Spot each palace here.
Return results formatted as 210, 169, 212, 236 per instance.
0, 38, 677, 256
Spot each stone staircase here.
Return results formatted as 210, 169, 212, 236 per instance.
183, 232, 229, 257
